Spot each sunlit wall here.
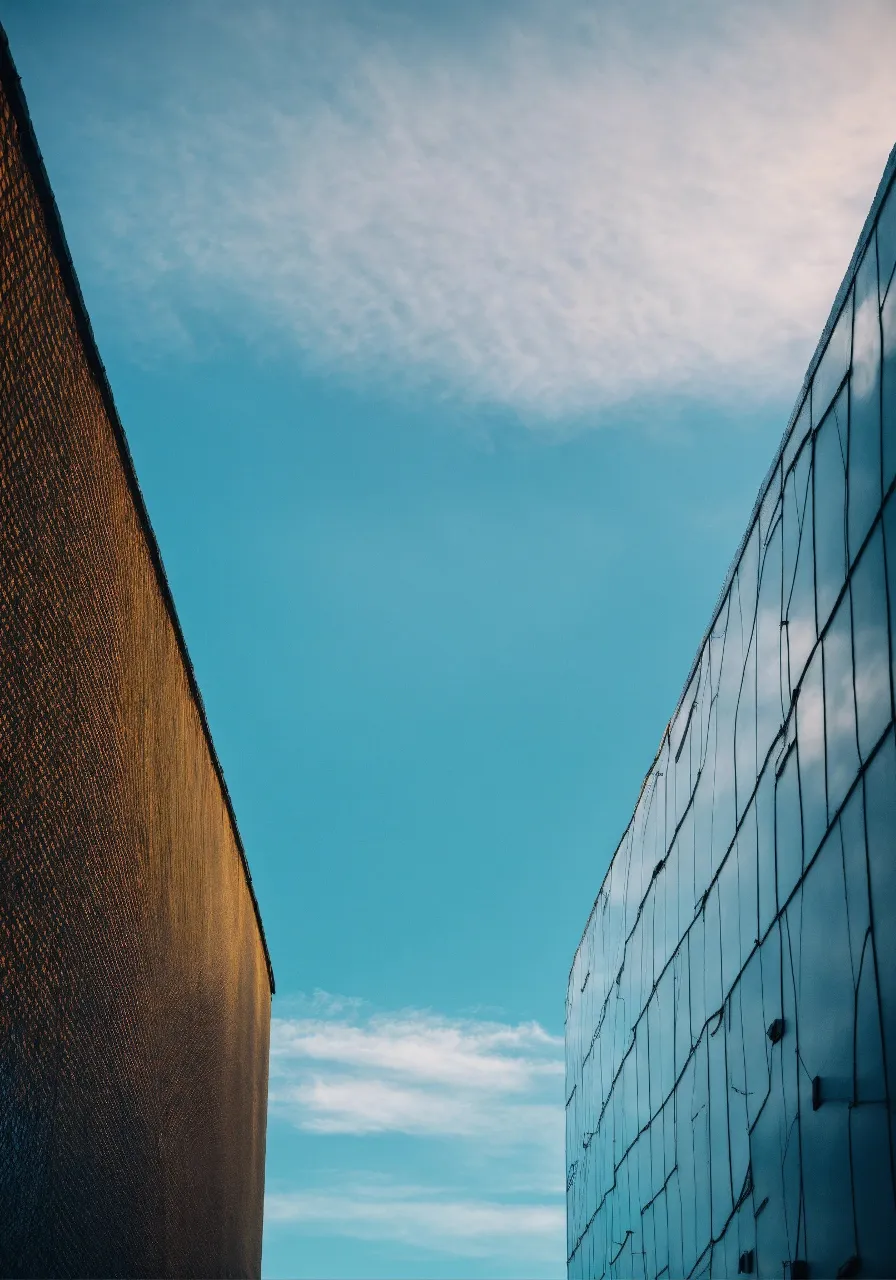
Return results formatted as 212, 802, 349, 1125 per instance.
0, 29, 273, 1279
566, 148, 896, 1280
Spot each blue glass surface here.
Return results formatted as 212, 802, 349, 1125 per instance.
814, 386, 849, 631
796, 645, 827, 862
756, 515, 784, 770
878, 177, 896, 307
676, 1053, 699, 1276
849, 239, 882, 559
724, 985, 750, 1199
823, 593, 860, 820
851, 528, 891, 759
755, 768, 777, 939
737, 811, 759, 971
861, 732, 896, 1133
672, 941, 691, 1082
707, 1013, 731, 1242
749, 1075, 789, 1280
800, 1085, 855, 1279
738, 948, 769, 1130
566, 154, 896, 1278
839, 780, 871, 984
882, 282, 896, 493
691, 1037, 712, 1264
850, 1104, 896, 1279
717, 842, 741, 1001
782, 398, 810, 483
813, 289, 853, 429
883, 494, 896, 704
779, 899, 805, 1267
783, 441, 816, 696
704, 885, 723, 1021
775, 744, 803, 915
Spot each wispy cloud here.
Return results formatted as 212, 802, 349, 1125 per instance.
269, 992, 562, 1148
75, 0, 896, 418
265, 1178, 565, 1261
263, 993, 565, 1265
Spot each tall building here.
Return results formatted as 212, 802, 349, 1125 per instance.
0, 27, 273, 1279
566, 148, 896, 1279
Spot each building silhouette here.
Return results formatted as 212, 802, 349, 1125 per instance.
0, 26, 273, 1279
566, 146, 896, 1279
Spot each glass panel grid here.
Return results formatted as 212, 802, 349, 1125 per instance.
567, 162, 896, 1279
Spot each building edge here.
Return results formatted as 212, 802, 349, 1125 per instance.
567, 140, 896, 998
0, 21, 275, 997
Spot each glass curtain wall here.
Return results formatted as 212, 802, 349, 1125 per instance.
566, 150, 896, 1280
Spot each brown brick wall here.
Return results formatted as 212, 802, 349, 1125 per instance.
0, 50, 271, 1280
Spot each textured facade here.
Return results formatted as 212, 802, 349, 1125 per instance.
0, 30, 273, 1280
566, 148, 896, 1280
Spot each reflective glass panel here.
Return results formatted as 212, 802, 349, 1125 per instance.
738, 948, 769, 1129
708, 1013, 731, 1240
566, 155, 896, 1279
736, 802, 759, 973
691, 1038, 711, 1261
883, 494, 896, 703
878, 177, 896, 307
796, 644, 827, 862
822, 592, 859, 820
851, 1104, 896, 1279
862, 731, 896, 1124
756, 764, 777, 938
850, 528, 891, 760
782, 397, 810, 480
813, 288, 853, 428
725, 988, 751, 1197
882, 277, 896, 493
717, 843, 741, 1000
756, 516, 784, 770
814, 387, 849, 630
849, 239, 882, 559
783, 442, 816, 694
839, 779, 870, 985
775, 742, 803, 912
798, 823, 853, 1086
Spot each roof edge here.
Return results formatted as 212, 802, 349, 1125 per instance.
0, 23, 275, 996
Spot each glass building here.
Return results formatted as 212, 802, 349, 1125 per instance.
566, 146, 896, 1280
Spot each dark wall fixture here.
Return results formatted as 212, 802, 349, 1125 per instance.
0, 25, 273, 1279
566, 142, 896, 1280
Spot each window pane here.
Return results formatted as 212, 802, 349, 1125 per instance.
783, 441, 816, 694
756, 516, 785, 769
797, 643, 827, 862
813, 289, 853, 427
878, 177, 896, 307
882, 279, 896, 493
850, 527, 891, 759
814, 387, 849, 630
849, 238, 882, 559
823, 593, 859, 820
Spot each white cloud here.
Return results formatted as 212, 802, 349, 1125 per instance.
78, 0, 896, 418
268, 997, 563, 1151
265, 1178, 564, 1261
262, 995, 565, 1265
272, 1002, 561, 1091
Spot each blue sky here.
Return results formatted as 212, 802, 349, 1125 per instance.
3, 1, 895, 1275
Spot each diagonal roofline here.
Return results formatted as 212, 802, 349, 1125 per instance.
0, 22, 275, 997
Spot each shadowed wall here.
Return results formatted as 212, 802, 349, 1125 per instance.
0, 30, 273, 1279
